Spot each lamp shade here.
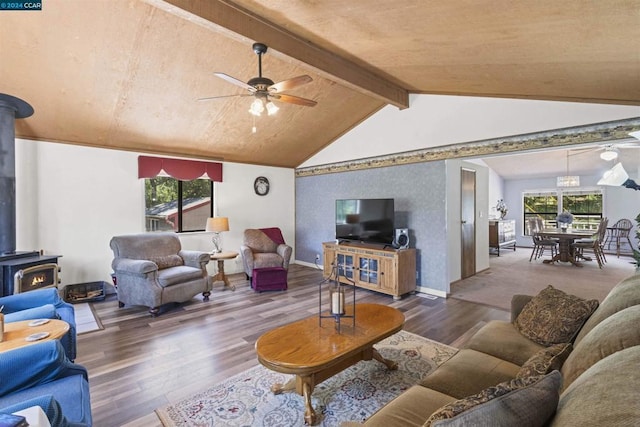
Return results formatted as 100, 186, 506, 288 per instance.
597, 162, 629, 186
205, 217, 229, 232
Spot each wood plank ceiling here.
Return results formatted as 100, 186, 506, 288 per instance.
1, 0, 638, 168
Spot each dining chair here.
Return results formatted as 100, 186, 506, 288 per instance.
526, 218, 558, 262
573, 218, 608, 268
603, 218, 634, 257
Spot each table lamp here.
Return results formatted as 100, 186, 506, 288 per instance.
205, 217, 229, 253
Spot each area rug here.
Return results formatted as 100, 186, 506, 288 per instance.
155, 330, 457, 426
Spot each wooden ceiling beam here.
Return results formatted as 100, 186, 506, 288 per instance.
148, 0, 409, 109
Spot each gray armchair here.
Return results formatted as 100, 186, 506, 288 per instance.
240, 228, 292, 281
110, 233, 211, 316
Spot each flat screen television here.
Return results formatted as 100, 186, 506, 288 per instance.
335, 198, 395, 245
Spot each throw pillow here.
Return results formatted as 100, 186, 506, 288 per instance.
424, 371, 561, 427
148, 255, 183, 270
514, 285, 598, 346
516, 343, 572, 379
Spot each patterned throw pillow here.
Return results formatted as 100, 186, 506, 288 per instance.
516, 343, 572, 379
425, 371, 561, 427
514, 285, 598, 346
148, 255, 183, 270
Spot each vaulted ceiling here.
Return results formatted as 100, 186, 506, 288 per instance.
2, 0, 639, 168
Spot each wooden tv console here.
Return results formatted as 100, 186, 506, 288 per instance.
322, 242, 416, 300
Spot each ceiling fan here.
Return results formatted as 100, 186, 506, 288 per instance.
570, 139, 640, 161
198, 42, 317, 116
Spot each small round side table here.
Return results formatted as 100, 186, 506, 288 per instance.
0, 319, 70, 353
210, 251, 239, 291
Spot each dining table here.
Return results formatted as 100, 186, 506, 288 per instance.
535, 228, 595, 267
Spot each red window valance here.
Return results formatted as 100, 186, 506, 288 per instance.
138, 156, 223, 181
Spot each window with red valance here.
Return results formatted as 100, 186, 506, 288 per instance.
138, 156, 223, 182
140, 156, 222, 233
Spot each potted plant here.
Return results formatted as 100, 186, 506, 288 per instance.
496, 199, 508, 220
556, 210, 574, 231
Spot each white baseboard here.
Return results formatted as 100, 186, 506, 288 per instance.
294, 260, 324, 270
415, 286, 447, 298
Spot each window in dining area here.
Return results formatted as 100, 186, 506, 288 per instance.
523, 189, 602, 235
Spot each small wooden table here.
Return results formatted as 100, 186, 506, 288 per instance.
255, 303, 405, 425
536, 228, 595, 266
210, 251, 238, 291
0, 319, 69, 353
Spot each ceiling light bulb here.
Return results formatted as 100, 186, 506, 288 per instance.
600, 149, 618, 161
248, 98, 264, 116
266, 101, 279, 116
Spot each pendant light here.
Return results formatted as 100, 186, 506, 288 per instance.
556, 150, 580, 187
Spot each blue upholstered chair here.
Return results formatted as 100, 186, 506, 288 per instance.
0, 340, 92, 427
0, 288, 77, 360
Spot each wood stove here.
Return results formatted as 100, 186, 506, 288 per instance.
14, 262, 59, 294
0, 252, 61, 296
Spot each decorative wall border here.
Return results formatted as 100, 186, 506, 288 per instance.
295, 117, 640, 177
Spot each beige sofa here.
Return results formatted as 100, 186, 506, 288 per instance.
345, 273, 640, 426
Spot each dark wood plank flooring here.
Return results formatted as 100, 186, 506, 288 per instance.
77, 264, 509, 426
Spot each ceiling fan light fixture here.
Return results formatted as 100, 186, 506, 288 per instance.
248, 98, 264, 116
266, 101, 279, 116
600, 148, 618, 161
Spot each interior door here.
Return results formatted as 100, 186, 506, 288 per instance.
461, 168, 476, 278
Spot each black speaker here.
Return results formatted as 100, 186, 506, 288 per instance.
394, 228, 409, 249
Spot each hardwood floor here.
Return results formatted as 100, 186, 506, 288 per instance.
76, 254, 631, 426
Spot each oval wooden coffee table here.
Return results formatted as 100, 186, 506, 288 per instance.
255, 303, 405, 425
0, 319, 69, 353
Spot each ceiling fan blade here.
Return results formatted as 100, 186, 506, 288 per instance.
268, 75, 313, 93
197, 94, 253, 101
616, 142, 640, 148
270, 93, 317, 107
213, 72, 256, 92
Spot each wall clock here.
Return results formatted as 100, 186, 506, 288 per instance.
254, 176, 270, 196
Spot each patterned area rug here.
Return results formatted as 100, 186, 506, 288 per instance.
155, 330, 457, 426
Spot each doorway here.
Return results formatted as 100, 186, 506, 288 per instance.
461, 168, 476, 278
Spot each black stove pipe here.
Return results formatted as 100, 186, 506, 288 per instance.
0, 94, 34, 255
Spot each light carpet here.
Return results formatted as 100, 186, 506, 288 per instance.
73, 302, 103, 334
451, 249, 636, 311
155, 330, 457, 427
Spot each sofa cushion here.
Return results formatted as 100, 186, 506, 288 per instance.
552, 346, 640, 426
464, 320, 546, 366
156, 266, 204, 287
561, 304, 640, 390
573, 273, 640, 345
514, 285, 598, 346
362, 385, 456, 427
424, 371, 561, 427
516, 343, 572, 379
148, 254, 183, 270
420, 349, 520, 399
0, 374, 92, 426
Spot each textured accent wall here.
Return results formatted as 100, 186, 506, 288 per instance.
295, 161, 449, 293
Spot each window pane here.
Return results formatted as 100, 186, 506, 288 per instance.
522, 190, 603, 235
181, 179, 212, 232
562, 192, 602, 231
145, 177, 179, 232
144, 177, 213, 232
523, 194, 558, 235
